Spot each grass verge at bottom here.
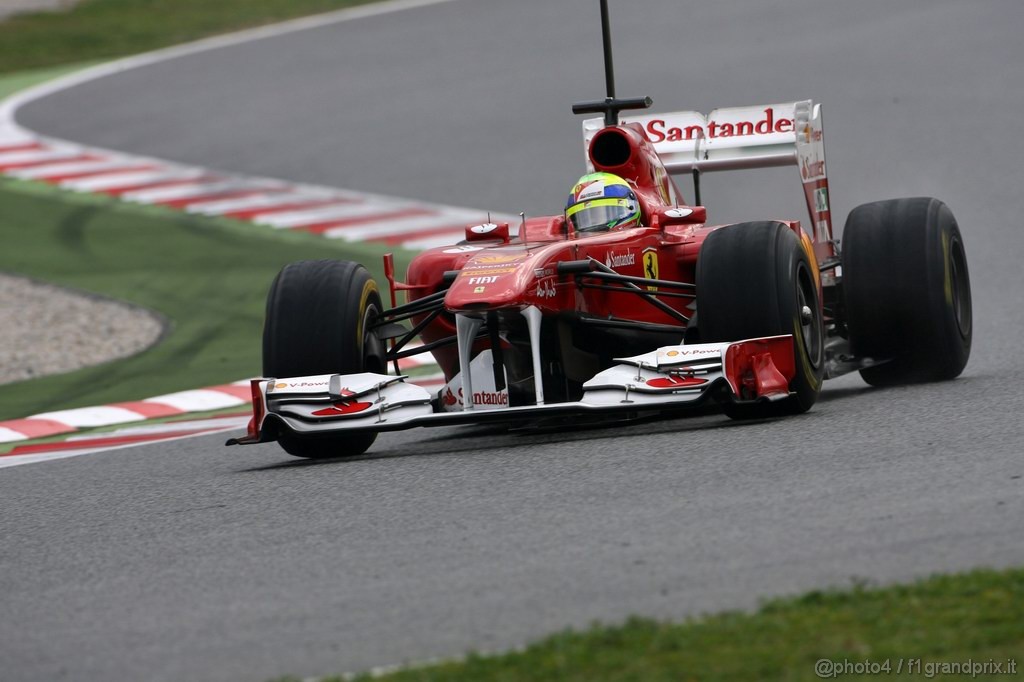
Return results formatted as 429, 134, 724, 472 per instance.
0, 178, 413, 420
301, 567, 1024, 682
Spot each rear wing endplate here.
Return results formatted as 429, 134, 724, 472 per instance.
583, 100, 834, 254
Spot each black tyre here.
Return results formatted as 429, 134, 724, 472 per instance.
263, 259, 385, 458
842, 197, 971, 386
696, 221, 825, 419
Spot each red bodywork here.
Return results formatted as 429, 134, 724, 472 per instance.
395, 123, 813, 381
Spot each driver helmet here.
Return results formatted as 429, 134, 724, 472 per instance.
565, 172, 641, 233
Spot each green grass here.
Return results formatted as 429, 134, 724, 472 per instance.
0, 0, 379, 74
0, 60, 103, 99
0, 30, 416, 423
297, 568, 1023, 682
0, 1, 421, 422
0, 177, 415, 421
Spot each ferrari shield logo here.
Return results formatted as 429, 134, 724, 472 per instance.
643, 248, 659, 291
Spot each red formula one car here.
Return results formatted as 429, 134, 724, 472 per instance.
228, 4, 972, 459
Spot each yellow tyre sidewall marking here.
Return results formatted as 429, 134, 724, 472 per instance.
356, 279, 379, 353
942, 230, 953, 307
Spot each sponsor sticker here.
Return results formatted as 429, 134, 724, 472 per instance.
573, 178, 605, 201
642, 107, 794, 144
814, 187, 829, 214
800, 124, 822, 143
461, 265, 517, 274
270, 379, 329, 392
643, 248, 659, 291
605, 250, 636, 269
801, 153, 826, 181
656, 347, 720, 364
442, 386, 509, 407
440, 349, 510, 412
470, 223, 499, 235
535, 278, 557, 299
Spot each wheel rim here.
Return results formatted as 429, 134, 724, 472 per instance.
796, 264, 823, 368
950, 237, 972, 340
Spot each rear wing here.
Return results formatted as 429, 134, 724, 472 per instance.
583, 100, 834, 253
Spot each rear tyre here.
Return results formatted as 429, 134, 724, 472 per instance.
696, 222, 824, 419
263, 260, 385, 458
842, 197, 971, 386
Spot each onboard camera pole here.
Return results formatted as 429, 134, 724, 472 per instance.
572, 0, 652, 127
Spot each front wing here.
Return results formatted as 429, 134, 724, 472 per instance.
227, 335, 795, 446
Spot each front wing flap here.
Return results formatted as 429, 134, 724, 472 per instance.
227, 336, 795, 445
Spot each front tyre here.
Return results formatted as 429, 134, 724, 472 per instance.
263, 260, 385, 458
842, 197, 972, 386
696, 221, 825, 419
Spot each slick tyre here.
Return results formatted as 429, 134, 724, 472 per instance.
842, 197, 972, 386
263, 260, 385, 458
697, 221, 825, 419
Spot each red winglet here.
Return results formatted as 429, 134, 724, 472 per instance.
227, 379, 266, 446
723, 336, 795, 400
248, 379, 265, 440
751, 352, 790, 398
383, 252, 397, 309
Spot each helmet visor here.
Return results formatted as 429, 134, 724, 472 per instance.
567, 198, 637, 233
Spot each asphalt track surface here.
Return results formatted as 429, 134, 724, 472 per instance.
6, 0, 1024, 680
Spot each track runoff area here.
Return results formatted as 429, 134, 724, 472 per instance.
0, 127, 465, 463
0, 0, 518, 463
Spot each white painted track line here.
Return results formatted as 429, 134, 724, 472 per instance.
12, 157, 141, 179
144, 389, 247, 412
0, 427, 27, 442
31, 406, 147, 428
0, 148, 83, 166
186, 190, 334, 214
122, 179, 284, 203
0, 417, 249, 469
254, 202, 402, 228
68, 415, 248, 438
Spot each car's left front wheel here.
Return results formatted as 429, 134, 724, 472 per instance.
263, 259, 385, 459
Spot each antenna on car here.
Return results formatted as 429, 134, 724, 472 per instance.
571, 0, 652, 127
